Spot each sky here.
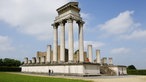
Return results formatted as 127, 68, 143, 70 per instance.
0, 0, 146, 69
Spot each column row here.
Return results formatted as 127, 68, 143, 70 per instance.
52, 18, 84, 63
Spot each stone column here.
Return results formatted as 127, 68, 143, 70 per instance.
52, 23, 58, 63
28, 60, 32, 64
78, 21, 84, 62
68, 19, 74, 62
41, 56, 45, 64
88, 45, 93, 63
60, 22, 65, 62
109, 57, 113, 65
96, 50, 101, 63
46, 45, 51, 63
32, 57, 36, 64
36, 57, 40, 64
103, 57, 107, 64
24, 57, 28, 64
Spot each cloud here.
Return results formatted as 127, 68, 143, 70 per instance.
80, 13, 90, 23
121, 30, 146, 40
99, 10, 140, 36
110, 47, 131, 55
0, 0, 70, 40
0, 35, 15, 52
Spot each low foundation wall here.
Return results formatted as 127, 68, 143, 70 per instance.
109, 65, 127, 76
21, 63, 100, 76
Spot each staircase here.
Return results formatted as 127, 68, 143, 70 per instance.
100, 65, 116, 76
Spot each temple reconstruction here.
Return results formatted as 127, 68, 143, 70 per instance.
21, 2, 127, 76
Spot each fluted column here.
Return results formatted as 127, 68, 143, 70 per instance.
88, 45, 93, 62
52, 23, 58, 63
60, 22, 65, 62
68, 19, 74, 62
96, 50, 101, 63
78, 21, 84, 62
46, 45, 51, 63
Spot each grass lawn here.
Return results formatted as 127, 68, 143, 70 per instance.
0, 72, 91, 82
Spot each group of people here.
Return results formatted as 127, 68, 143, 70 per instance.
48, 69, 53, 75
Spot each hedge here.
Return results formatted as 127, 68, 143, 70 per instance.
127, 69, 146, 75
0, 66, 21, 72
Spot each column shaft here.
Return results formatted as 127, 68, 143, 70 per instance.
24, 57, 28, 64
41, 56, 45, 63
53, 24, 58, 62
78, 22, 84, 62
46, 45, 51, 63
109, 57, 113, 65
96, 50, 101, 63
60, 22, 65, 62
68, 19, 74, 62
36, 57, 40, 63
32, 57, 36, 64
88, 45, 93, 62
28, 60, 32, 64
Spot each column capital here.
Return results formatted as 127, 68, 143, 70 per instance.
88, 45, 92, 47
52, 23, 59, 29
67, 18, 73, 23
24, 57, 28, 59
59, 20, 66, 26
76, 20, 85, 25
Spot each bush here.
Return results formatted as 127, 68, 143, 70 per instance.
0, 67, 21, 72
127, 65, 136, 70
128, 69, 146, 75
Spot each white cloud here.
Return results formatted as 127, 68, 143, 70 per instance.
80, 12, 90, 23
0, 0, 70, 40
121, 30, 146, 40
0, 35, 15, 52
110, 47, 131, 55
99, 10, 140, 35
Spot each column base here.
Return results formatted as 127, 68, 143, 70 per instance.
36, 62, 40, 64
52, 61, 58, 64
68, 60, 74, 63
45, 62, 51, 64
41, 62, 45, 64
59, 61, 65, 64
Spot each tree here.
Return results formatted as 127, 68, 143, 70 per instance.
0, 58, 3, 66
1, 58, 21, 67
127, 65, 137, 70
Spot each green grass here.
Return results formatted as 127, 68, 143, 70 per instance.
0, 72, 91, 82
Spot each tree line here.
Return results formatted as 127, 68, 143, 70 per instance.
0, 58, 21, 67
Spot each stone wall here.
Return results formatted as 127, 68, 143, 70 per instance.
21, 64, 100, 76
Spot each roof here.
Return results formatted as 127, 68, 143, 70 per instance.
57, 2, 80, 12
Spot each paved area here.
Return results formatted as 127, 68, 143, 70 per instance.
9, 72, 146, 82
